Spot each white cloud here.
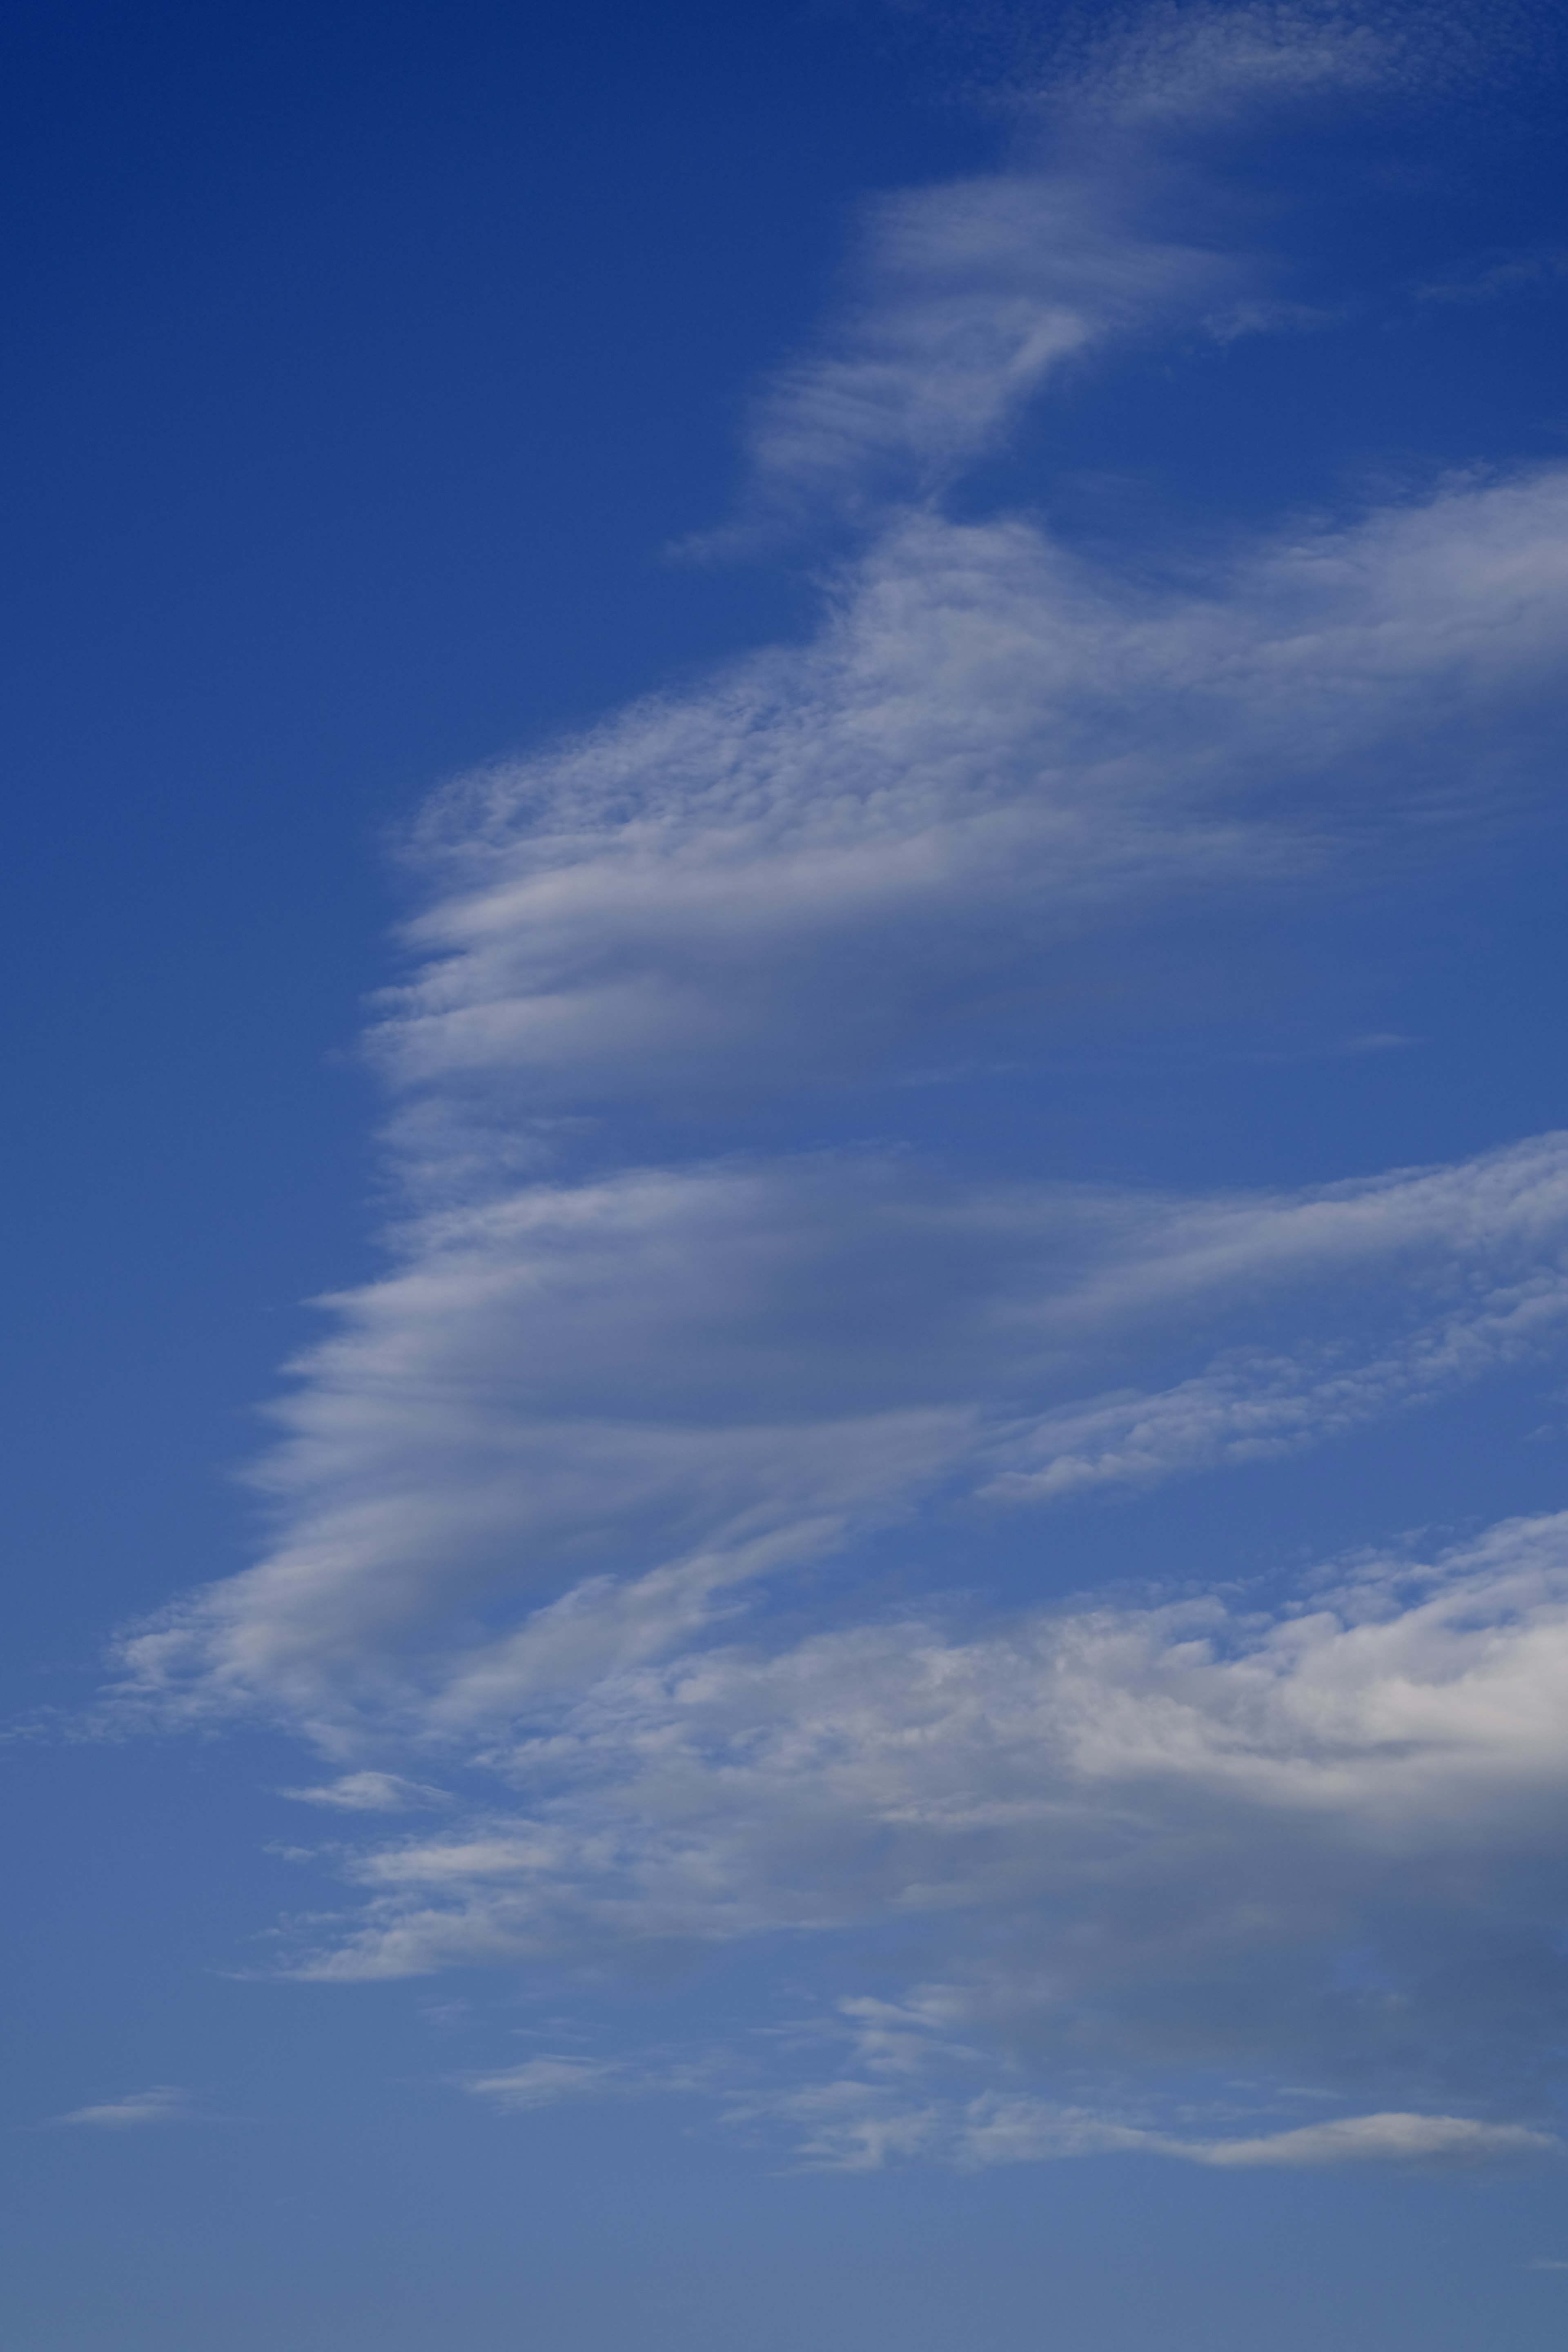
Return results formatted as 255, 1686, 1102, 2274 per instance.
383, 474, 1568, 1132
719, 0, 1433, 527
466, 2056, 625, 2111
729, 175, 1229, 524
595, 2067, 1557, 2172
109, 1, 1568, 2166
367, 25, 1568, 1144
748, 2081, 946, 2174
466, 2049, 722, 2113
278, 1771, 453, 1813
742, 2086, 1555, 2172
1416, 247, 1568, 305
53, 2087, 192, 2129
992, 1285, 1568, 1501
456, 2008, 1558, 2171
248, 1507, 1568, 2167
1175, 2112, 1556, 2167
956, 2100, 1555, 2171
114, 1131, 1568, 1743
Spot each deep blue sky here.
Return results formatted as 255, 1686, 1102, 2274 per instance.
7, 4, 1568, 2347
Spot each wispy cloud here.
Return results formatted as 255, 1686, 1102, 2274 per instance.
384, 474, 1568, 1136
724, 176, 1229, 529
278, 1771, 454, 1813
115, 1132, 1568, 1740
767, 2090, 1554, 2174
715, 0, 1430, 532
52, 2087, 193, 2129
958, 2102, 1556, 2173
466, 2055, 627, 2111
466, 2050, 723, 2112
1416, 247, 1568, 306
473, 2046, 1555, 2172
459, 1998, 1559, 2171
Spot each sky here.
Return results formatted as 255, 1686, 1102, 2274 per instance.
6, 0, 1568, 2344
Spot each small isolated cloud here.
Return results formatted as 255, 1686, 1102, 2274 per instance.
278, 1772, 452, 1813
466, 2052, 719, 2114
466, 2056, 625, 2111
53, 2087, 192, 2130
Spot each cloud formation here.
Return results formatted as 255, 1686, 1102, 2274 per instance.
114, 2, 1568, 2167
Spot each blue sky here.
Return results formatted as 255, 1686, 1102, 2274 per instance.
7, 1, 1568, 2344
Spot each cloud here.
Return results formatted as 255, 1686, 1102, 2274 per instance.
1176, 2112, 1557, 2167
114, 1131, 1568, 1742
249, 1506, 1568, 2169
1051, 2, 1400, 126
726, 175, 1229, 526
956, 2100, 1556, 2172
53, 2087, 192, 2129
459, 2010, 1559, 2171
748, 2081, 946, 2173
107, 2, 1568, 2167
991, 1285, 1568, 1502
601, 2060, 1557, 2171
716, 0, 1437, 530
466, 2049, 723, 2112
755, 2087, 1554, 2172
367, 11, 1568, 1145
1416, 247, 1568, 305
466, 2056, 626, 2111
278, 1771, 453, 1813
384, 473, 1568, 1134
